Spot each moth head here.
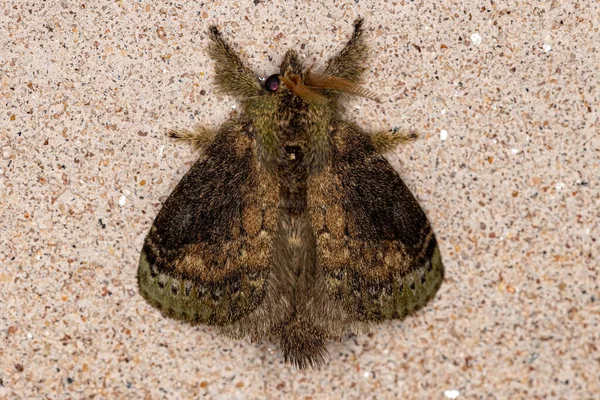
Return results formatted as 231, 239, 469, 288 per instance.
260, 48, 380, 104
208, 19, 379, 104
262, 74, 380, 106
260, 49, 319, 103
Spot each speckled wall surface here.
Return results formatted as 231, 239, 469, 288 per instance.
1, 1, 598, 398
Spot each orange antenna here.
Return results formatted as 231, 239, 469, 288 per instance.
279, 73, 328, 103
304, 72, 381, 103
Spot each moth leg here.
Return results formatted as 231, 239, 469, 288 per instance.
371, 130, 418, 153
208, 26, 262, 100
324, 18, 367, 82
168, 125, 215, 152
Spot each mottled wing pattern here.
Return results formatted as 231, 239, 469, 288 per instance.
307, 122, 444, 322
138, 122, 279, 326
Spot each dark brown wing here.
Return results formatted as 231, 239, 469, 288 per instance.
307, 122, 443, 322
138, 122, 279, 326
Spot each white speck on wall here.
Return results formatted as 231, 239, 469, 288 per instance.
2, 146, 11, 159
511, 148, 519, 154
119, 195, 127, 207
158, 145, 165, 157
470, 33, 482, 45
444, 389, 460, 399
440, 129, 448, 141
555, 182, 565, 191
543, 44, 552, 53
231, 104, 237, 109
27, 333, 33, 339
363, 371, 370, 378
441, 108, 446, 115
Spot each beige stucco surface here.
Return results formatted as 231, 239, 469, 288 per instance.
1, 1, 598, 398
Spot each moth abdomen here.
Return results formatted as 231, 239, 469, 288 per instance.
279, 317, 327, 369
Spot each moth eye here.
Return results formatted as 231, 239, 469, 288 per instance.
264, 74, 280, 92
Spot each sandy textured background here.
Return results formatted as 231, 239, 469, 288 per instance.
1, 0, 598, 398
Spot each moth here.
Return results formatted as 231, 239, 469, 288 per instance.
137, 19, 444, 369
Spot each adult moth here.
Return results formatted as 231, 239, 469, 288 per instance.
137, 19, 444, 369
